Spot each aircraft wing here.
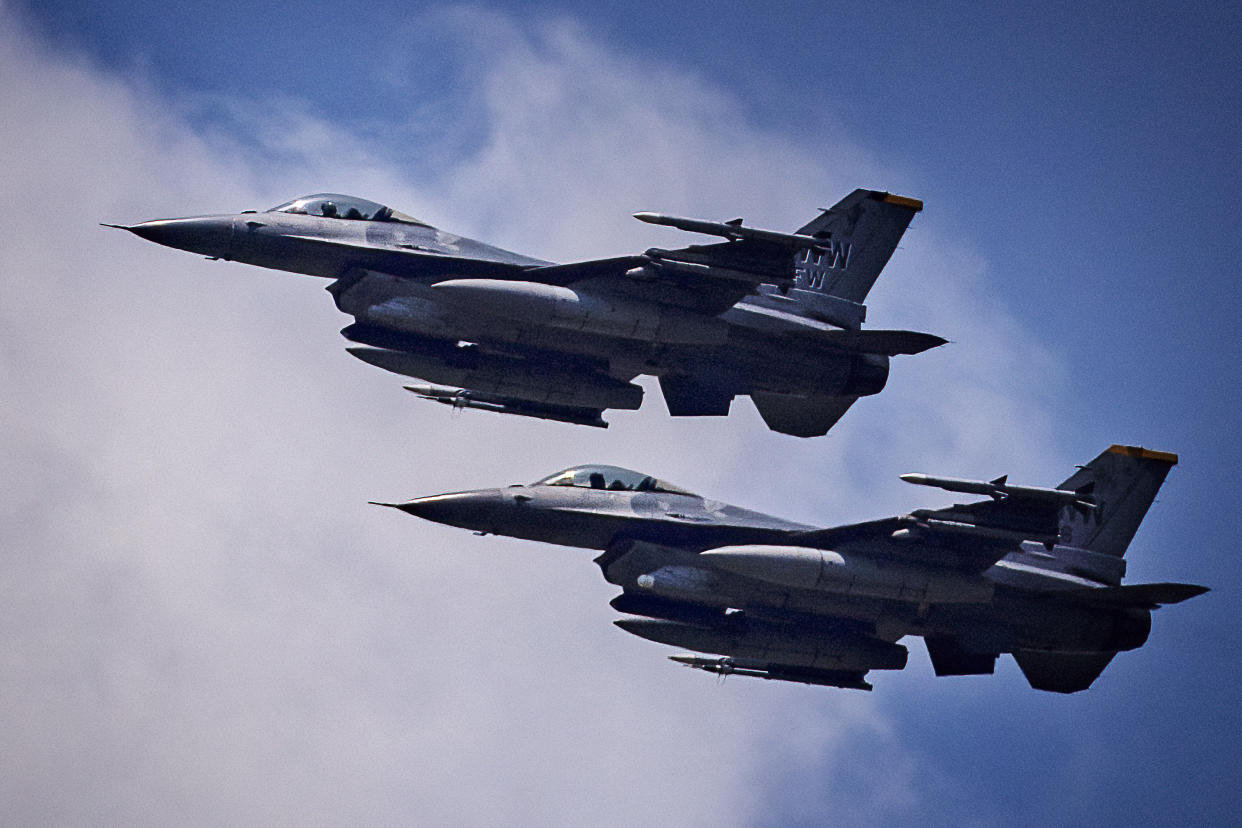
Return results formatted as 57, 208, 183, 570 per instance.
786, 517, 910, 550
522, 238, 801, 317
790, 518, 1018, 574
282, 233, 535, 279
289, 231, 790, 317
524, 249, 947, 352
789, 470, 1095, 572
788, 487, 1071, 574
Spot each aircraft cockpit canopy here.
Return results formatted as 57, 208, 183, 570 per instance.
534, 465, 696, 496
267, 193, 428, 225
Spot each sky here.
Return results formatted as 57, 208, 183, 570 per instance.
2, 1, 1240, 825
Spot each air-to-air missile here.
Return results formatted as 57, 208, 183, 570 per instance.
403, 384, 609, 429
632, 211, 847, 252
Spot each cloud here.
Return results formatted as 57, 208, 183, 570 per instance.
1, 5, 1069, 826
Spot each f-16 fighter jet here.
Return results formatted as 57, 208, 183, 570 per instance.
110, 190, 943, 435
377, 446, 1206, 692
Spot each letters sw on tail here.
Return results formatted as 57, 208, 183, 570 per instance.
110, 189, 943, 435
376, 445, 1207, 693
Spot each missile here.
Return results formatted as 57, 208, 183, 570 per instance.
405, 383, 492, 403
633, 212, 831, 252
899, 474, 1095, 508
668, 654, 873, 691
699, 544, 994, 604
669, 654, 747, 671
404, 384, 608, 429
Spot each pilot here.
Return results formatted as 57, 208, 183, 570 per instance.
320, 201, 338, 218
344, 206, 364, 220
589, 472, 606, 489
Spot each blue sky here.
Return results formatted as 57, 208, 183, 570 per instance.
3, 2, 1240, 825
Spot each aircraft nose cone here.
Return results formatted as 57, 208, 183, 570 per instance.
122, 216, 234, 257
384, 490, 503, 530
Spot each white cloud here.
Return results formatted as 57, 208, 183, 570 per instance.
0, 6, 1066, 826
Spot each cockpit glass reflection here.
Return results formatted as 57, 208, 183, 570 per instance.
533, 465, 695, 495
267, 193, 427, 225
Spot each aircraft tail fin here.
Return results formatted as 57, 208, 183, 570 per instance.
1057, 445, 1178, 558
792, 189, 922, 304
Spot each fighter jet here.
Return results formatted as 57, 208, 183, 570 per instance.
377, 446, 1206, 692
109, 190, 944, 435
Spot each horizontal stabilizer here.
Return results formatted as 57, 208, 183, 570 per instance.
1070, 582, 1209, 609
814, 329, 947, 356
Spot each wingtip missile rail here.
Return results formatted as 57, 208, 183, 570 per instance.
633, 211, 833, 252
899, 473, 1096, 509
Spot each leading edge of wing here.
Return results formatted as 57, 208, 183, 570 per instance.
787, 518, 908, 550
281, 233, 532, 277
524, 246, 790, 289
522, 254, 755, 316
521, 256, 650, 283
787, 517, 1017, 573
